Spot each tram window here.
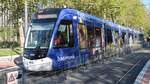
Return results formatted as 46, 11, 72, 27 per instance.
122, 32, 126, 43
106, 29, 113, 45
87, 27, 95, 48
54, 20, 74, 48
95, 28, 102, 47
129, 34, 133, 44
77, 24, 88, 49
113, 31, 119, 46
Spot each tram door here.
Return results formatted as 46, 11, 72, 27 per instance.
77, 24, 89, 65
52, 20, 78, 69
94, 28, 102, 53
88, 27, 102, 61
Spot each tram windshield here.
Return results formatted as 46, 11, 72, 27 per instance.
25, 19, 55, 49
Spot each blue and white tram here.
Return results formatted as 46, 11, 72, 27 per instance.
23, 8, 139, 71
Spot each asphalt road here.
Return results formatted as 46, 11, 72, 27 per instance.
22, 48, 150, 84
116, 51, 150, 84
0, 55, 19, 69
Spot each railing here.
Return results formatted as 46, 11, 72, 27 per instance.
0, 67, 24, 84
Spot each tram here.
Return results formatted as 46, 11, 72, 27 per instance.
23, 8, 140, 71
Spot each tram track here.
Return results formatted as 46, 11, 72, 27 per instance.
115, 55, 149, 84
26, 54, 143, 78
23, 49, 150, 84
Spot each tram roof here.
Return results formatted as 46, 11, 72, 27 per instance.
34, 8, 104, 27
35, 8, 141, 34
104, 20, 120, 31
59, 8, 104, 27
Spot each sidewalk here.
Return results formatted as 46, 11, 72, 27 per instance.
0, 55, 20, 69
134, 59, 150, 84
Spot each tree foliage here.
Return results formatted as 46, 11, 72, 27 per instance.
43, 0, 150, 32
0, 0, 150, 43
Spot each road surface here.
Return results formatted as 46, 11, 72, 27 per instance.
22, 48, 150, 84
0, 55, 19, 69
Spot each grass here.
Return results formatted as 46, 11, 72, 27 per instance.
0, 48, 22, 57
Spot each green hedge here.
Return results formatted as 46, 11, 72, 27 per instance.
0, 41, 19, 48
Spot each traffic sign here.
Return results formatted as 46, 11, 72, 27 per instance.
7, 71, 19, 84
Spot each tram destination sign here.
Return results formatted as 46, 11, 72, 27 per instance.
37, 14, 57, 19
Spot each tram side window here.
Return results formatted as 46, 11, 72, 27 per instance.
122, 32, 126, 44
77, 24, 88, 49
106, 29, 113, 45
95, 28, 102, 47
129, 34, 133, 45
54, 20, 74, 48
113, 31, 119, 46
87, 27, 102, 48
87, 27, 95, 48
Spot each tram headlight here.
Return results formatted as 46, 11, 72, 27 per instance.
23, 54, 28, 57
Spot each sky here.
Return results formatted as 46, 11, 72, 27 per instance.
142, 0, 150, 9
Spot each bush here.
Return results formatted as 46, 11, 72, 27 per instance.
0, 41, 19, 48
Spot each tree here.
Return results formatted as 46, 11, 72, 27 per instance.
0, 0, 150, 47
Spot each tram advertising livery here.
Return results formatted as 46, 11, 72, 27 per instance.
23, 8, 141, 71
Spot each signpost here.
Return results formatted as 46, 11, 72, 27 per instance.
6, 70, 23, 84
25, 0, 28, 34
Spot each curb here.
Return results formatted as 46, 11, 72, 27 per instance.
134, 59, 150, 84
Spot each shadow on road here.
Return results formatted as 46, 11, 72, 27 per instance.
22, 48, 150, 84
